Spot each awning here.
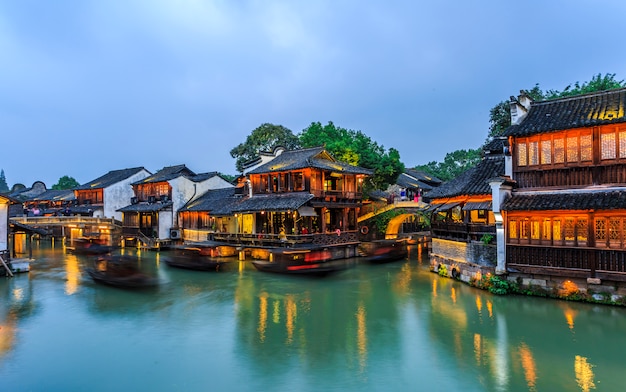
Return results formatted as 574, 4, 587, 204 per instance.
436, 202, 460, 212
462, 201, 492, 211
297, 206, 318, 216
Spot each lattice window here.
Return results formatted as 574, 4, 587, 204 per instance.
520, 219, 529, 239
595, 218, 607, 241
517, 143, 527, 166
564, 218, 575, 241
620, 131, 626, 158
553, 219, 562, 241
609, 218, 621, 241
542, 218, 552, 240
509, 220, 518, 239
528, 142, 539, 165
577, 219, 588, 243
601, 132, 616, 159
580, 134, 592, 161
531, 219, 540, 240
566, 137, 579, 162
554, 138, 565, 163
541, 140, 552, 164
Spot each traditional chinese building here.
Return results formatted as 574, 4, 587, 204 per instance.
499, 88, 626, 292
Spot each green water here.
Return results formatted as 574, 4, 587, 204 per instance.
1, 243, 625, 391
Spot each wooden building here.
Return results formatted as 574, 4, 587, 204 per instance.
500, 88, 626, 288
118, 165, 233, 244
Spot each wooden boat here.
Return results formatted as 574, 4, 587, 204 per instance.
362, 240, 408, 263
163, 246, 235, 271
251, 247, 346, 275
86, 255, 159, 288
67, 237, 113, 255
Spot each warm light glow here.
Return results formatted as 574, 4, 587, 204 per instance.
518, 343, 537, 390
474, 333, 483, 364
486, 300, 493, 318
285, 296, 296, 345
257, 294, 268, 342
574, 355, 596, 392
564, 308, 576, 330
432, 279, 438, 297
451, 287, 457, 304
65, 256, 80, 295
356, 303, 367, 372
476, 296, 483, 313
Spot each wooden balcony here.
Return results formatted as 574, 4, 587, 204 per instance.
515, 163, 626, 189
430, 222, 496, 242
507, 244, 626, 281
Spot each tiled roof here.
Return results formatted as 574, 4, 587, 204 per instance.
76, 167, 148, 190
502, 189, 626, 211
246, 147, 373, 175
395, 173, 439, 192
31, 189, 75, 202
232, 192, 314, 212
181, 188, 242, 216
424, 155, 504, 200
504, 88, 626, 138
118, 201, 173, 212
132, 165, 194, 185
404, 168, 443, 186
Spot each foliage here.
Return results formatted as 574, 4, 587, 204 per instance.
437, 264, 448, 277
480, 234, 494, 245
472, 274, 514, 295
299, 121, 404, 193
219, 173, 237, 183
230, 123, 301, 172
487, 73, 626, 141
414, 148, 482, 181
52, 175, 80, 190
0, 169, 8, 193
369, 208, 407, 235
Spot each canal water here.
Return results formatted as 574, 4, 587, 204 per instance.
1, 243, 624, 392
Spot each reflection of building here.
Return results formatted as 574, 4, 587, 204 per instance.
500, 88, 626, 291
1, 194, 10, 259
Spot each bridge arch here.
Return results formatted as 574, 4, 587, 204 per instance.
384, 213, 426, 239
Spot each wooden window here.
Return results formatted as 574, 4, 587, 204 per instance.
509, 219, 518, 239
531, 219, 540, 240
576, 218, 588, 244
553, 219, 562, 242
564, 218, 575, 242
620, 131, 626, 158
518, 142, 527, 166
566, 137, 579, 162
609, 217, 622, 247
542, 218, 552, 240
554, 138, 565, 163
601, 132, 616, 160
293, 172, 304, 191
541, 140, 552, 164
580, 134, 592, 161
595, 218, 607, 247
529, 141, 539, 165
520, 219, 529, 239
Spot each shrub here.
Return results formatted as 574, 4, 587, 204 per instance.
438, 264, 448, 277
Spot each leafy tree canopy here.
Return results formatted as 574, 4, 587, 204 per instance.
230, 123, 300, 172
487, 73, 626, 141
52, 175, 80, 190
299, 121, 404, 193
414, 148, 482, 182
0, 169, 9, 193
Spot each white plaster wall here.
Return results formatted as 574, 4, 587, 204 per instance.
0, 200, 8, 252
169, 176, 235, 228
158, 210, 173, 239
103, 169, 151, 220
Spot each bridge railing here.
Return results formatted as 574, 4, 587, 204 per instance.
10, 216, 123, 227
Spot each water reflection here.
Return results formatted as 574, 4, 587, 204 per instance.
574, 355, 595, 392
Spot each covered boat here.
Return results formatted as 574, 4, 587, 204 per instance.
86, 255, 159, 288
362, 240, 408, 263
67, 237, 113, 255
251, 247, 347, 275
163, 245, 235, 271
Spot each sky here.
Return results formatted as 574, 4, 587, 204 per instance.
2, 0, 626, 188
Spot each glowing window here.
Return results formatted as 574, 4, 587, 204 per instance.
554, 138, 565, 163
566, 137, 579, 162
553, 219, 562, 241
609, 218, 621, 241
580, 134, 592, 161
542, 219, 552, 240
577, 219, 588, 243
518, 143, 527, 166
529, 141, 539, 165
601, 132, 616, 159
541, 140, 552, 164
509, 220, 518, 239
595, 218, 607, 241
564, 218, 575, 241
620, 131, 626, 158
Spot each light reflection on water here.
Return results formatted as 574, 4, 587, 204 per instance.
0, 242, 625, 391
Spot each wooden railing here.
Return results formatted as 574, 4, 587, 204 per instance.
515, 164, 626, 189
10, 216, 122, 228
431, 222, 496, 242
194, 230, 359, 247
507, 244, 626, 281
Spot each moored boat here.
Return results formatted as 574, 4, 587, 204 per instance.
67, 237, 113, 255
251, 247, 346, 275
362, 240, 408, 263
86, 255, 159, 288
163, 245, 235, 271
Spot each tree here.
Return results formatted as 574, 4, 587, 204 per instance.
0, 169, 8, 193
487, 73, 625, 141
299, 121, 404, 192
415, 148, 482, 182
52, 175, 80, 190
230, 123, 301, 172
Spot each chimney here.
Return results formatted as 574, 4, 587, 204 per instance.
509, 90, 532, 125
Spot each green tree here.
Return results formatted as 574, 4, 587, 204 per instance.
52, 175, 80, 190
230, 123, 300, 172
299, 121, 404, 192
414, 148, 482, 182
0, 169, 8, 193
487, 73, 625, 141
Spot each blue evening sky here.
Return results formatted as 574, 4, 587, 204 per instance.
1, 0, 625, 187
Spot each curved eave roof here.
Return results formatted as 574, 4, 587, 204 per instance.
424, 156, 504, 200
502, 190, 626, 211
